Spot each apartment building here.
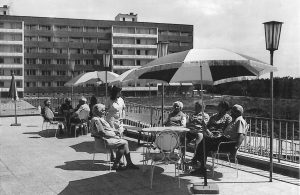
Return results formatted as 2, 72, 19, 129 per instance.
0, 9, 193, 97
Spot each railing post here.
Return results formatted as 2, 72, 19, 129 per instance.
278, 121, 281, 162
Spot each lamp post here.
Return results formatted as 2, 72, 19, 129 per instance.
103, 53, 111, 102
157, 41, 169, 126
263, 21, 283, 182
68, 52, 75, 106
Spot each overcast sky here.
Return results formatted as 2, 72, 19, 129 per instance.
4, 0, 300, 78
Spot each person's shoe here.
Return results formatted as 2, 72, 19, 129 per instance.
190, 168, 205, 176
126, 163, 139, 170
112, 164, 127, 171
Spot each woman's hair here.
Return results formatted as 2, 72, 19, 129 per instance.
173, 101, 183, 110
44, 99, 50, 105
90, 95, 98, 105
110, 86, 122, 100
92, 103, 105, 117
195, 101, 204, 110
218, 100, 230, 111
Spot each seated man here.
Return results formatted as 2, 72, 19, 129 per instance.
70, 96, 90, 134
41, 99, 63, 133
190, 104, 247, 175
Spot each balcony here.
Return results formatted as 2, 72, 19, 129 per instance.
0, 64, 23, 68
112, 44, 157, 49
0, 28, 23, 33
0, 52, 23, 56
113, 54, 157, 59
112, 32, 157, 38
0, 40, 23, 45
0, 75, 23, 80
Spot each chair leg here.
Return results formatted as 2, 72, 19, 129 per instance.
212, 153, 215, 177
235, 157, 239, 177
150, 161, 155, 189
92, 153, 95, 165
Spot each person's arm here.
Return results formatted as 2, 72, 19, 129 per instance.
181, 114, 187, 127
94, 119, 116, 138
235, 133, 245, 150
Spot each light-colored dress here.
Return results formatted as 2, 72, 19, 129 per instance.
106, 97, 126, 134
90, 116, 127, 147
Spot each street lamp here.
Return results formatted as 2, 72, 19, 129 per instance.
68, 52, 75, 106
263, 21, 283, 182
157, 41, 169, 126
103, 53, 111, 101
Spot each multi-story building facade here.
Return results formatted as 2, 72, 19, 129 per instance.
0, 9, 193, 97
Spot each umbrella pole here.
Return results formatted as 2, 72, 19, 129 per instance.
200, 64, 207, 186
161, 83, 164, 126
105, 70, 108, 102
11, 100, 21, 126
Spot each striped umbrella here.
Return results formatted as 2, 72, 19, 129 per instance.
135, 48, 277, 84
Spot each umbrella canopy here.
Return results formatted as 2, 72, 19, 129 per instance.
64, 71, 119, 87
109, 67, 167, 87
136, 48, 277, 85
8, 73, 19, 101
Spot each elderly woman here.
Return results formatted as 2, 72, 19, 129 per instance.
186, 102, 210, 155
190, 100, 232, 166
164, 101, 187, 127
90, 103, 139, 171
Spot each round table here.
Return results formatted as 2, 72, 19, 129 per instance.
142, 126, 190, 133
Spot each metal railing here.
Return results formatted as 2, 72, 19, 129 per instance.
124, 102, 300, 164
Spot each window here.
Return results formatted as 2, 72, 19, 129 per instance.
84, 49, 95, 54
54, 25, 68, 31
114, 60, 123, 65
25, 36, 38, 41
168, 31, 180, 36
56, 71, 66, 76
0, 81, 4, 87
180, 42, 190, 46
70, 26, 82, 32
114, 50, 122, 55
69, 37, 82, 43
11, 70, 21, 76
25, 58, 37, 64
145, 50, 149, 55
85, 27, 97, 32
16, 81, 21, 87
123, 18, 125, 21
41, 70, 51, 76
26, 69, 36, 76
136, 39, 140, 44
13, 58, 22, 64
0, 58, 3, 63
75, 60, 81, 65
53, 37, 68, 42
54, 48, 67, 54
56, 59, 67, 65
25, 24, 38, 30
56, 81, 65, 86
69, 48, 82, 54
26, 82, 30, 87
39, 25, 51, 30
136, 50, 140, 55
136, 60, 140, 65
41, 59, 51, 65
39, 36, 51, 42
42, 82, 51, 87
0, 69, 4, 75
181, 32, 191, 37
84, 37, 97, 43
85, 59, 95, 65
39, 48, 52, 53
25, 47, 38, 53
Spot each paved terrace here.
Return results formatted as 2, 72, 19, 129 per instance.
0, 116, 299, 195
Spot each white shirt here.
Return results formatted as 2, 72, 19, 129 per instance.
75, 103, 90, 120
106, 97, 125, 120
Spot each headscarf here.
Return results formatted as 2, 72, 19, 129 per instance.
232, 104, 244, 116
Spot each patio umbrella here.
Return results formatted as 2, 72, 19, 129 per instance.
134, 48, 277, 186
109, 67, 167, 87
8, 73, 21, 126
64, 71, 119, 87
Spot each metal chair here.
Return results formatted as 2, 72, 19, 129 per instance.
70, 119, 88, 137
41, 116, 62, 137
211, 124, 249, 177
92, 136, 114, 171
146, 130, 182, 189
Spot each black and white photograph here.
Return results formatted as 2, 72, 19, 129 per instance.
0, 0, 299, 194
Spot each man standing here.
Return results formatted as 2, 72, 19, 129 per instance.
190, 104, 247, 175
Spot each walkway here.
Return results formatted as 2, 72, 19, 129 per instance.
0, 116, 299, 195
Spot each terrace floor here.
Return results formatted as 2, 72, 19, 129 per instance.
0, 116, 299, 195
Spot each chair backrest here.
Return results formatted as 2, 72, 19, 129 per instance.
155, 130, 179, 153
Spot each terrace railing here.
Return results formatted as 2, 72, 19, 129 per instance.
124, 102, 300, 164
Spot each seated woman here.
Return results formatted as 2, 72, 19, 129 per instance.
164, 101, 187, 127
186, 102, 210, 157
90, 103, 139, 171
190, 100, 232, 165
41, 99, 64, 133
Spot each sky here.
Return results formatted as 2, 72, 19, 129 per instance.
3, 0, 300, 78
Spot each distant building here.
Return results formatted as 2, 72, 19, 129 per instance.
0, 7, 193, 97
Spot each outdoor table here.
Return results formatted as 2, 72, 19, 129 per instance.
141, 126, 190, 171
